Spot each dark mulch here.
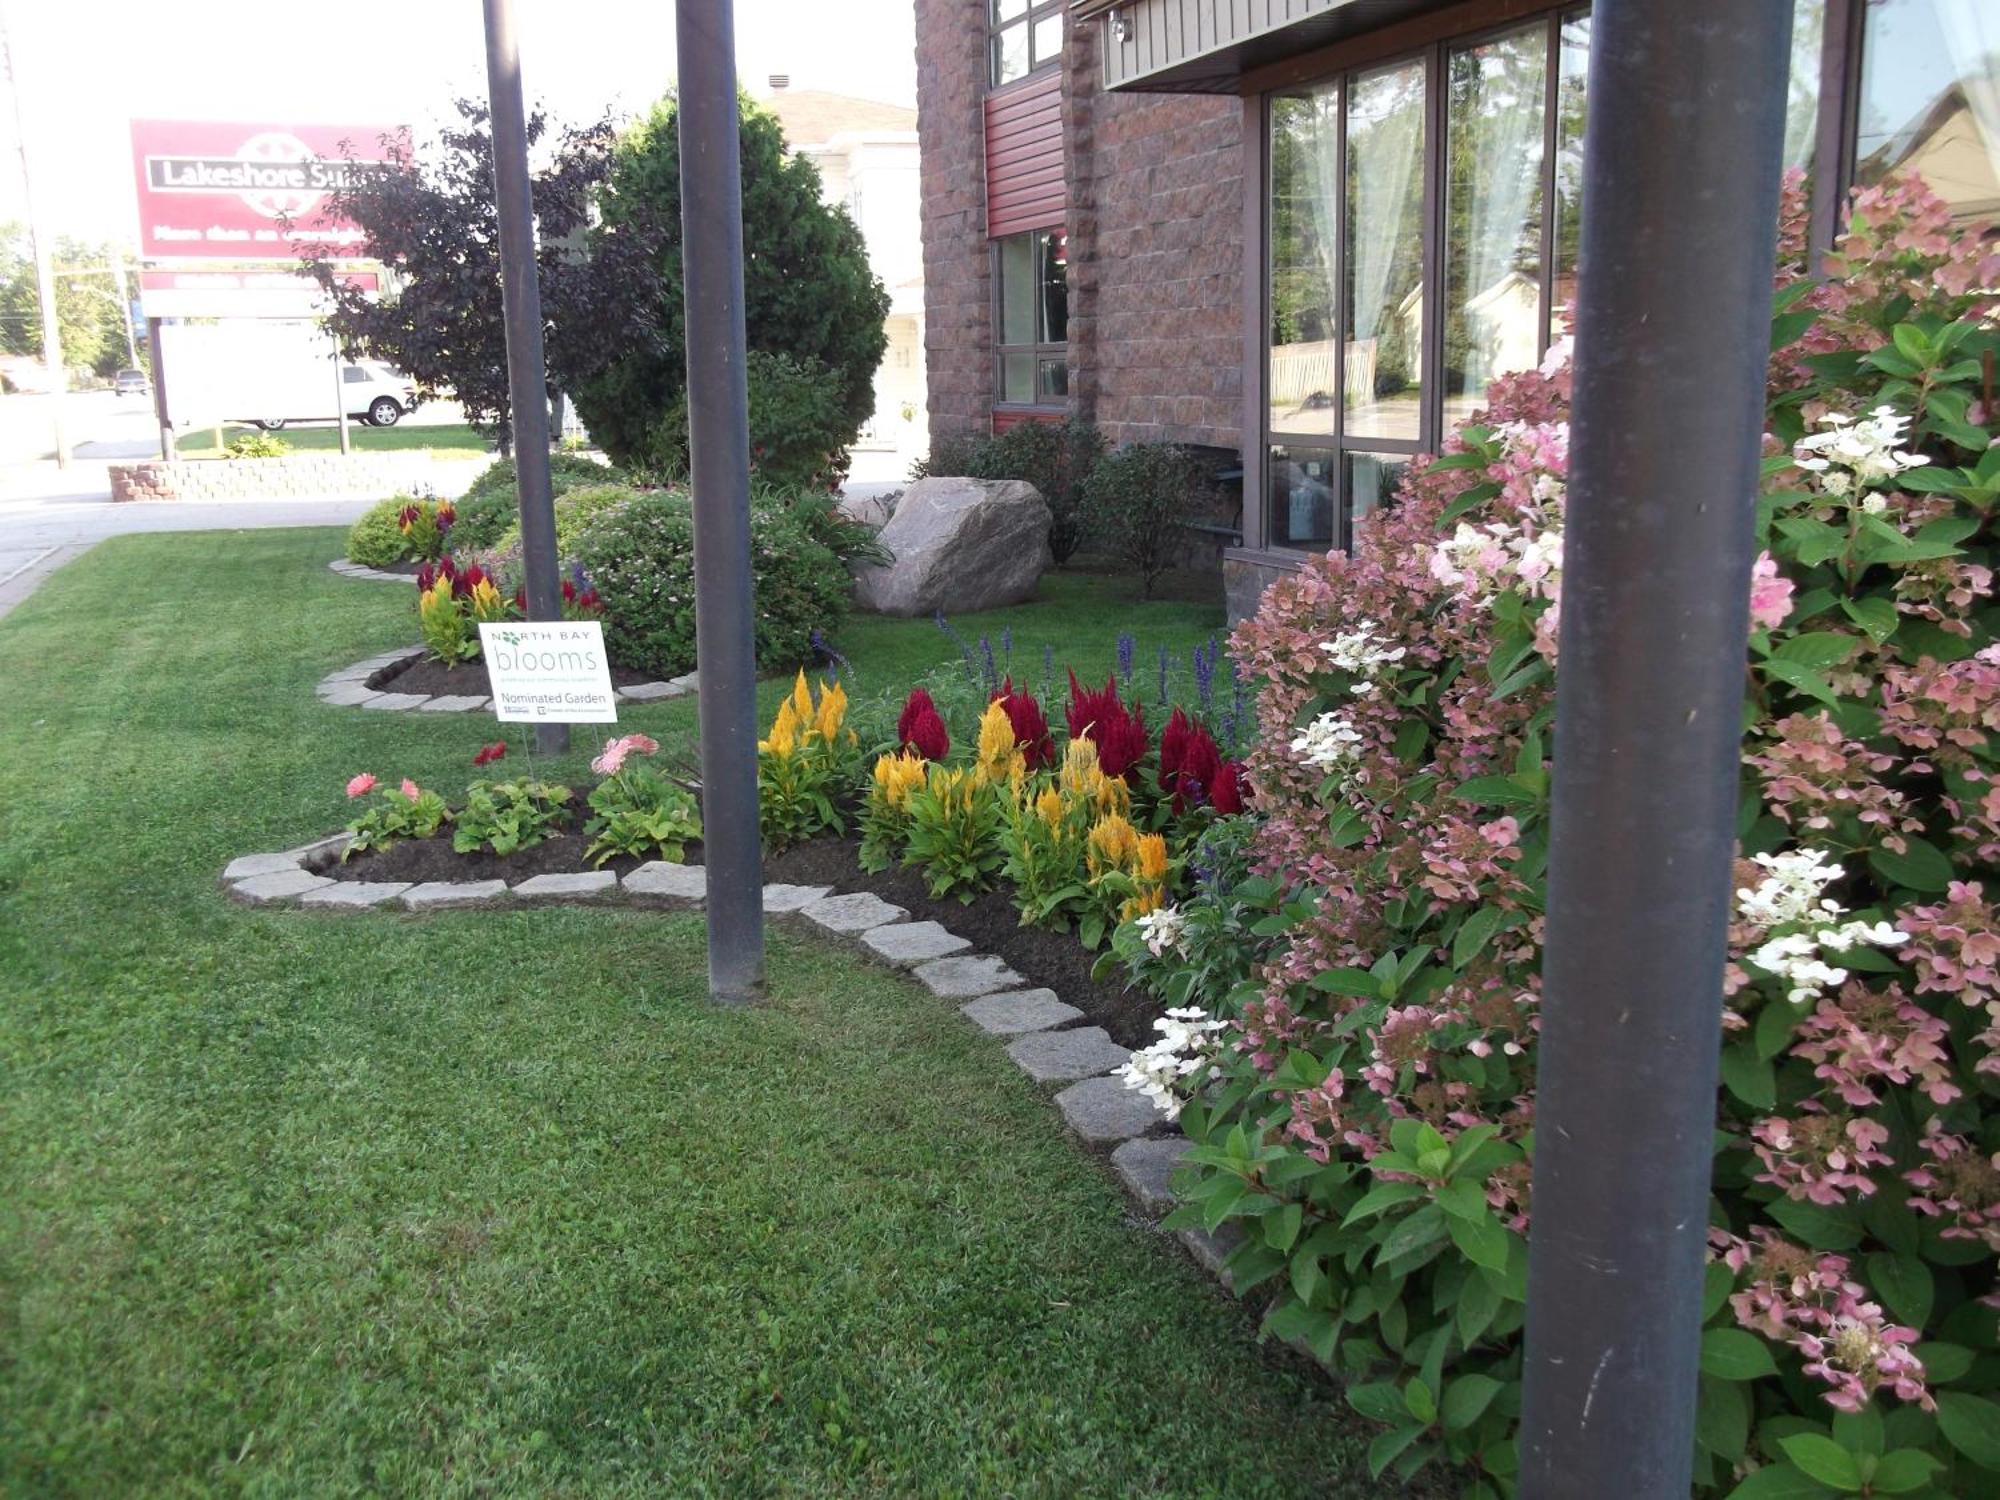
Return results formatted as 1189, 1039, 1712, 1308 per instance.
333, 819, 707, 884
763, 834, 1160, 1049
367, 652, 665, 697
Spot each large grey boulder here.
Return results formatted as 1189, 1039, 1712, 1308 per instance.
852, 477, 1051, 617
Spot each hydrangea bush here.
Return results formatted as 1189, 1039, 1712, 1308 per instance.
1135, 176, 2000, 1497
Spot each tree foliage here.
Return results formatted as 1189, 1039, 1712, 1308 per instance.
0, 224, 139, 380
299, 104, 613, 440
554, 94, 889, 472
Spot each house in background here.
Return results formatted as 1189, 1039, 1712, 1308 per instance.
915, 0, 1998, 619
757, 79, 927, 476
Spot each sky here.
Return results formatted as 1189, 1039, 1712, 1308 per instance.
0, 0, 917, 249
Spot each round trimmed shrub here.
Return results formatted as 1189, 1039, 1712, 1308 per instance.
345, 497, 411, 567
485, 483, 639, 565
573, 488, 851, 679
451, 453, 628, 553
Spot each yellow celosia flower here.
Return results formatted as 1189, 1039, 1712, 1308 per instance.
1058, 737, 1101, 796
1132, 833, 1169, 882
1035, 784, 1066, 830
1087, 811, 1139, 874
813, 679, 848, 743
974, 700, 1025, 786
469, 578, 502, 614
419, 576, 453, 618
872, 749, 926, 809
788, 670, 814, 732
761, 697, 801, 757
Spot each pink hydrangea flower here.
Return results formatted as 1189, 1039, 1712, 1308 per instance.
1749, 551, 1795, 630
345, 772, 377, 799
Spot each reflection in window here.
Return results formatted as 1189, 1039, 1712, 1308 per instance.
1554, 11, 1590, 327
991, 0, 1063, 89
1345, 60, 1427, 441
1270, 445, 1338, 551
996, 227, 1068, 405
1441, 25, 1547, 430
1786, 0, 1827, 176
1857, 0, 2000, 226
1269, 86, 1341, 437
1345, 452, 1409, 552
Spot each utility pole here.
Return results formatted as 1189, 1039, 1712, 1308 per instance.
1518, 3, 1794, 1495
678, 0, 765, 1005
1, 9, 67, 468
480, 0, 566, 754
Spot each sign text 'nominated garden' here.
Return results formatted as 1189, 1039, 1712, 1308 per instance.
477, 622, 618, 724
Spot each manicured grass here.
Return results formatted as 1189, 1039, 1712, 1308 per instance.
176, 421, 489, 459
0, 530, 1375, 1496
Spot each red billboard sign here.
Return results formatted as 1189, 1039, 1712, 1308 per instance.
130, 120, 406, 261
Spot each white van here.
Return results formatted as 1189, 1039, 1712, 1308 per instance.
255, 361, 417, 430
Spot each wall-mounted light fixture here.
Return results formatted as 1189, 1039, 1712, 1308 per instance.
1112, 8, 1131, 43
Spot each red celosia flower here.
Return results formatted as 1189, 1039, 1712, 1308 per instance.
561, 578, 578, 603
452, 562, 488, 599
1210, 759, 1246, 815
397, 503, 420, 532
436, 502, 456, 530
513, 586, 528, 610
1066, 670, 1148, 780
576, 589, 602, 614
897, 689, 951, 760
904, 705, 950, 762
1158, 708, 1224, 812
991, 677, 1054, 769
472, 741, 507, 767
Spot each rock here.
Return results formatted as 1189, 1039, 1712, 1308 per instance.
911, 954, 1026, 998
288, 832, 355, 867
1005, 1026, 1130, 1083
229, 869, 335, 904
222, 851, 305, 882
361, 693, 428, 711
851, 477, 1052, 617
418, 695, 489, 712
619, 680, 685, 702
959, 989, 1082, 1035
512, 871, 618, 900
762, 883, 833, 913
318, 684, 380, 707
300, 881, 412, 908
861, 920, 970, 966
1179, 1224, 1246, 1290
401, 880, 509, 910
836, 490, 895, 528
1110, 1135, 1192, 1212
1056, 1076, 1169, 1144
800, 892, 908, 934
625, 862, 706, 902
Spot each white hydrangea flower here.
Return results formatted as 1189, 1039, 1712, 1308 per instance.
1793, 405, 1930, 496
1321, 621, 1407, 680
1117, 1007, 1226, 1119
1736, 847, 1846, 930
1749, 919, 1908, 1006
1135, 904, 1189, 958
1290, 712, 1365, 773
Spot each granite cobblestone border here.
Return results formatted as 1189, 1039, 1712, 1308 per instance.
314, 645, 698, 714
328, 559, 411, 583
213, 832, 1230, 1294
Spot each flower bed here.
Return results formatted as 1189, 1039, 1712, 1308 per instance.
1093, 173, 2000, 1497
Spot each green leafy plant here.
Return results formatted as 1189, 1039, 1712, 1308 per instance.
341, 773, 449, 856
901, 764, 1005, 903
452, 778, 571, 856
757, 672, 857, 852
1080, 441, 1209, 598
964, 419, 1107, 566
450, 453, 629, 553
585, 753, 701, 866
640, 350, 861, 492
223, 429, 291, 459
416, 563, 510, 666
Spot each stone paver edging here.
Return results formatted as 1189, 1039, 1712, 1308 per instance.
314, 645, 698, 714
215, 834, 1227, 1300
328, 559, 411, 583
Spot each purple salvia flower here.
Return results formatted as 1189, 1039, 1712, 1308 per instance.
1116, 632, 1135, 687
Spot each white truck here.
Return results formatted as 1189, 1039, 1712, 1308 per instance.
157, 318, 417, 432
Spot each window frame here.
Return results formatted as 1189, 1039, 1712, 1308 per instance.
992, 226, 1070, 411
990, 0, 1065, 92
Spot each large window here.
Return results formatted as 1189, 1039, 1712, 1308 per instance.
991, 0, 1064, 89
1263, 4, 1835, 555
996, 228, 1068, 405
1855, 0, 1999, 225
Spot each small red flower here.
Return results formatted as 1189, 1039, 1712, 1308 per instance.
1209, 759, 1247, 815
472, 741, 507, 767
904, 705, 950, 762
1066, 671, 1148, 781
1158, 708, 1223, 813
991, 678, 1054, 769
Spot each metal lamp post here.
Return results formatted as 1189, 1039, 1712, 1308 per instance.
1518, 2, 1795, 1494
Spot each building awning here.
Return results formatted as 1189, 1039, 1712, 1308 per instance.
1072, 0, 1460, 94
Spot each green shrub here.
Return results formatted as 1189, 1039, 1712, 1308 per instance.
451, 453, 627, 552
223, 430, 290, 459
345, 497, 412, 567
1080, 443, 1207, 597
966, 420, 1106, 566
908, 434, 979, 482
627, 350, 858, 492
485, 483, 639, 564
573, 489, 851, 680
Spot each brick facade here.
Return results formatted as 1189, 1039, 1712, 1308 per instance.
916, 3, 1245, 457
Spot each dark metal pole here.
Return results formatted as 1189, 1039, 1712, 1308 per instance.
1519, 3, 1793, 1495
481, 0, 566, 755
677, 0, 765, 1004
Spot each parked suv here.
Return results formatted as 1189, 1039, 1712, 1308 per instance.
113, 368, 150, 397
254, 362, 418, 430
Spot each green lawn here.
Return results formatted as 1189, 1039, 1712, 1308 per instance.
176, 421, 490, 459
0, 530, 1376, 1497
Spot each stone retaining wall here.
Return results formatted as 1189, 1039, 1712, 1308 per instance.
111, 454, 443, 503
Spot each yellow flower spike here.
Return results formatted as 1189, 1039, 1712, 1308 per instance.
974, 700, 1024, 786
788, 670, 814, 732
1035, 785, 1066, 830
1132, 833, 1169, 882
1058, 737, 1101, 796
813, 679, 847, 743
761, 697, 801, 757
1087, 812, 1139, 875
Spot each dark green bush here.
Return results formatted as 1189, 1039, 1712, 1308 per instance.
1080, 442, 1206, 598
572, 489, 851, 680
910, 420, 1106, 565
345, 497, 412, 567
451, 453, 628, 552
633, 350, 857, 492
